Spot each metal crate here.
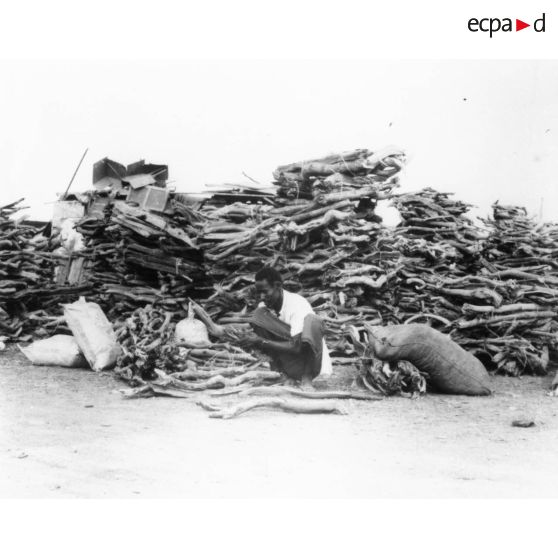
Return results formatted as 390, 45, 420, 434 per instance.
126, 186, 170, 213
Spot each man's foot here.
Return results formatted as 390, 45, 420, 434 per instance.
282, 378, 299, 388
300, 376, 315, 391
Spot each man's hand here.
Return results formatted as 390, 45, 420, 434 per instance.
237, 333, 264, 350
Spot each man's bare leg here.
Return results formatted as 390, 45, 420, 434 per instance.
300, 374, 315, 391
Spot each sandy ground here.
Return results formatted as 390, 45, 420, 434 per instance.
1, 346, 557, 498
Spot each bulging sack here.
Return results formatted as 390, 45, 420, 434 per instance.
63, 297, 121, 371
367, 324, 492, 396
19, 334, 88, 368
174, 302, 210, 345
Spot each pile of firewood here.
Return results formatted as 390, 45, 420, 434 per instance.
75, 148, 558, 379
454, 202, 558, 375
197, 184, 558, 378
195, 151, 401, 336
381, 191, 558, 374
75, 200, 208, 325
5, 145, 558, 384
68, 147, 403, 355
0, 199, 90, 340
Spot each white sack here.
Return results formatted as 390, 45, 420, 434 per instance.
63, 297, 121, 371
19, 334, 87, 368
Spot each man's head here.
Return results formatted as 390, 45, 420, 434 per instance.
254, 267, 283, 310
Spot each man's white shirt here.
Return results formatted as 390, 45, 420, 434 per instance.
261, 289, 332, 377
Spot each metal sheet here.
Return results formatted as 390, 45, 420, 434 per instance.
92, 157, 126, 184
122, 174, 157, 189
126, 160, 169, 182
143, 186, 170, 212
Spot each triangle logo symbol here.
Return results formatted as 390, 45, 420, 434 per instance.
516, 19, 530, 31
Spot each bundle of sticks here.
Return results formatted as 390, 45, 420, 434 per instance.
115, 303, 280, 398
272, 147, 405, 199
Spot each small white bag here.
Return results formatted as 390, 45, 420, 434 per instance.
175, 302, 210, 345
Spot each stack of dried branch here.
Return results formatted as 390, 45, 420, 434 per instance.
0, 199, 91, 340
363, 193, 558, 376
123, 368, 380, 418
452, 202, 558, 375
199, 183, 558, 379
195, 150, 402, 335
59, 146, 403, 341
75, 200, 208, 324
8, 146, 558, 384
272, 147, 405, 199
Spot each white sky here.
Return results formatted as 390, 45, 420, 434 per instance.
1, 60, 557, 221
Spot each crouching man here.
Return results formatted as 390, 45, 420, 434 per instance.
238, 267, 332, 389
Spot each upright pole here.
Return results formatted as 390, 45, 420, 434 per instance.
61, 147, 89, 200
